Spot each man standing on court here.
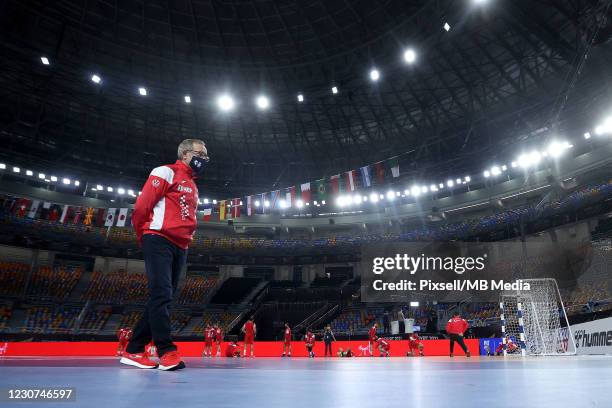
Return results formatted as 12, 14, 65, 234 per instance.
121, 139, 209, 371
446, 312, 471, 357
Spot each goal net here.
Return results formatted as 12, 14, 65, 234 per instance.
499, 278, 576, 356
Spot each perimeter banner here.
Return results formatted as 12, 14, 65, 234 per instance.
360, 241, 592, 302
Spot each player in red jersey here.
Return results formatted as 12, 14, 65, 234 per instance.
368, 323, 378, 356
495, 336, 519, 355
305, 330, 316, 358
376, 337, 391, 357
116, 328, 132, 356
225, 341, 241, 358
446, 312, 471, 357
282, 323, 292, 357
203, 324, 215, 358
241, 317, 256, 357
214, 322, 223, 357
407, 333, 424, 357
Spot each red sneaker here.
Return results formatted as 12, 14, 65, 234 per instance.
120, 353, 158, 369
158, 351, 185, 371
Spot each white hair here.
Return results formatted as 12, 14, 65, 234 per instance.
177, 139, 205, 159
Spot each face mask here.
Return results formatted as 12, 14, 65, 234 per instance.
189, 156, 207, 175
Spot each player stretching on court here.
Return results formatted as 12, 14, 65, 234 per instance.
446, 312, 471, 357
368, 323, 378, 356
407, 333, 424, 357
305, 330, 316, 358
214, 323, 223, 357
376, 337, 391, 357
242, 317, 256, 357
282, 323, 292, 357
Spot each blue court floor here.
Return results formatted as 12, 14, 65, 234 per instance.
1, 356, 611, 408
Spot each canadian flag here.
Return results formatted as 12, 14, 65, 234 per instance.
105, 208, 117, 227
116, 208, 129, 227
202, 208, 212, 221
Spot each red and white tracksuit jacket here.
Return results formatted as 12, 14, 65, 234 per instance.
446, 317, 469, 335
132, 160, 199, 249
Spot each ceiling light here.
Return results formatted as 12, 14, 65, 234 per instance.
297, 94, 304, 102
217, 94, 235, 111
370, 69, 380, 82
138, 87, 147, 96
91, 74, 101, 84
403, 48, 417, 64
184, 95, 191, 103
256, 95, 270, 110
40, 56, 50, 65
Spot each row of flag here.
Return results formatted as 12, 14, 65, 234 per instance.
216, 158, 400, 218
3, 197, 132, 227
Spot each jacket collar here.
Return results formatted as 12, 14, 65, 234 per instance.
175, 160, 195, 179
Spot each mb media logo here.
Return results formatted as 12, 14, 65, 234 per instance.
574, 329, 612, 348
372, 253, 488, 275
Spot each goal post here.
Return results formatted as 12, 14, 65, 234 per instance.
499, 278, 576, 356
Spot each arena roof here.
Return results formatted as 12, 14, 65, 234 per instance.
0, 0, 611, 197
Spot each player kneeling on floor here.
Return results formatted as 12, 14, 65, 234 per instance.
407, 333, 424, 357
376, 337, 390, 357
225, 341, 242, 358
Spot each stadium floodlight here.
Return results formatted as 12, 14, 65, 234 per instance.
411, 186, 421, 197
491, 166, 501, 176
439, 183, 444, 189
12, 166, 20, 173
518, 151, 541, 168
370, 69, 380, 82
443, 22, 451, 32
0, 163, 5, 170
313, 200, 318, 206
369, 193, 379, 203
212, 199, 217, 204
128, 189, 134, 196
296, 200, 304, 208
96, 184, 103, 190
107, 186, 113, 192
410, 301, 420, 307
280, 200, 287, 209
254, 200, 261, 207
38, 173, 45, 179
117, 188, 125, 195
511, 161, 518, 168
336, 196, 346, 207
255, 95, 270, 110
184, 95, 191, 104
395, 191, 401, 197
420, 186, 428, 194
403, 48, 417, 64
297, 94, 304, 102
74, 180, 80, 186
484, 170, 491, 178
464, 176, 471, 182
547, 140, 571, 158
430, 184, 438, 192
331, 86, 338, 94
353, 195, 362, 205
91, 74, 101, 84
501, 165, 507, 171
40, 56, 50, 65
61, 178, 70, 185
473, 0, 488, 4
264, 200, 270, 208
138, 87, 147, 96
50, 176, 58, 182
404, 189, 410, 195
321, 200, 326, 205
26, 170, 33, 176
203, 198, 209, 204
456, 178, 461, 184
584, 132, 591, 139
138, 191, 142, 195
386, 190, 395, 200
217, 94, 235, 111
447, 180, 454, 187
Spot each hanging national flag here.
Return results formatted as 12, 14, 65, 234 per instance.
270, 190, 280, 210
12, 198, 30, 217
247, 195, 253, 216
330, 175, 340, 194
83, 207, 95, 226
72, 207, 83, 224
285, 186, 296, 208
375, 162, 386, 184
300, 183, 311, 203
59, 205, 70, 223
345, 170, 357, 192
232, 198, 241, 218
388, 157, 400, 178
40, 202, 52, 220
202, 208, 212, 221
105, 208, 117, 226
219, 200, 226, 220
116, 208, 129, 227
27, 200, 41, 219
314, 179, 327, 201
95, 208, 106, 227
360, 166, 371, 187
258, 193, 266, 214
48, 204, 62, 222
